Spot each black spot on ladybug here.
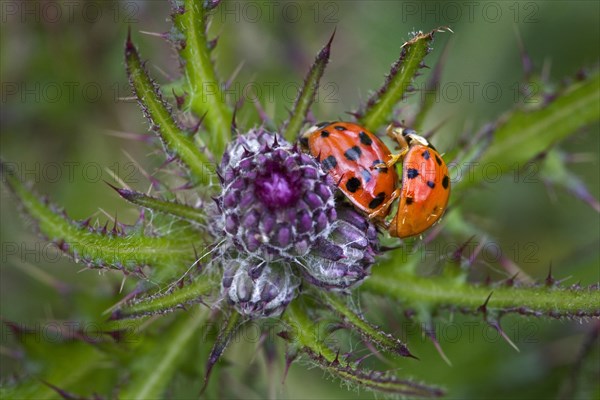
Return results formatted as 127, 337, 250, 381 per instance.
427, 181, 435, 188
368, 192, 386, 209
316, 121, 330, 128
406, 197, 414, 205
359, 131, 373, 146
407, 168, 419, 179
345, 177, 361, 193
322, 155, 337, 172
372, 159, 388, 173
442, 175, 449, 189
361, 169, 372, 183
320, 130, 330, 138
344, 146, 362, 161
299, 137, 309, 147
435, 155, 443, 166
334, 125, 346, 131
422, 150, 430, 160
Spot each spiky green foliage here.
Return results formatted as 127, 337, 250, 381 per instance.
322, 292, 416, 359
357, 27, 451, 131
2, 2, 599, 399
114, 187, 207, 225
126, 33, 216, 186
464, 70, 600, 188
284, 301, 444, 396
112, 275, 217, 319
364, 265, 600, 318
171, 0, 233, 159
1, 162, 201, 282
282, 31, 335, 141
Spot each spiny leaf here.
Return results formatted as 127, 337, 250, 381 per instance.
172, 0, 232, 159
322, 292, 416, 359
462, 69, 600, 188
282, 30, 335, 142
125, 31, 215, 186
363, 265, 600, 318
119, 309, 209, 400
2, 162, 201, 279
112, 274, 217, 319
285, 301, 442, 397
358, 27, 451, 132
202, 311, 244, 394
305, 349, 442, 397
112, 186, 207, 225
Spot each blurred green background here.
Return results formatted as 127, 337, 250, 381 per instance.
1, 1, 598, 398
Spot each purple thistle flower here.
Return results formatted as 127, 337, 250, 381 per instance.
218, 128, 336, 259
216, 129, 380, 317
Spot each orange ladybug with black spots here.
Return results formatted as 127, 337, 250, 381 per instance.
370, 125, 451, 238
300, 121, 399, 217
301, 122, 450, 238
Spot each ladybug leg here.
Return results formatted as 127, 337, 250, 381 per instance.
386, 148, 409, 167
368, 188, 401, 220
370, 149, 408, 170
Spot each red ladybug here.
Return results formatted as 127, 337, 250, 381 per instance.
301, 122, 450, 238
371, 126, 451, 238
300, 122, 399, 217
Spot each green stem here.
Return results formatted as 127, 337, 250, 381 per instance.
362, 268, 600, 318
126, 33, 215, 186
176, 0, 232, 158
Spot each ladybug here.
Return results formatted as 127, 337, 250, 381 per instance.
300, 122, 399, 217
371, 125, 451, 238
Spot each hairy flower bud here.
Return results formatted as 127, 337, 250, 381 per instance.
299, 205, 379, 290
221, 255, 300, 318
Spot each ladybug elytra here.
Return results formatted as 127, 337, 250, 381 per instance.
301, 122, 450, 238
300, 122, 399, 217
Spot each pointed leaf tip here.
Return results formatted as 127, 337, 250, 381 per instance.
282, 31, 334, 141
125, 26, 136, 56
41, 380, 79, 400
103, 180, 139, 201
319, 28, 336, 59
201, 312, 243, 395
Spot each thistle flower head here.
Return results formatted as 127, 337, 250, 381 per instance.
215, 129, 380, 317
218, 129, 337, 259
